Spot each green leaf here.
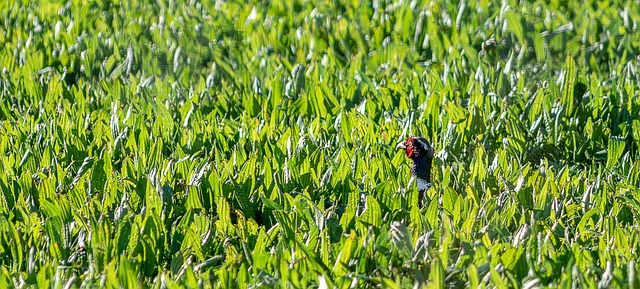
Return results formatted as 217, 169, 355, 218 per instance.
71, 157, 94, 190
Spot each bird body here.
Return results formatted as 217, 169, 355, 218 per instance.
396, 137, 434, 207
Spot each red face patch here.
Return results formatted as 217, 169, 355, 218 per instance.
404, 138, 416, 158
405, 146, 414, 158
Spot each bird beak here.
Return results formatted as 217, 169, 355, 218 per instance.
395, 142, 406, 150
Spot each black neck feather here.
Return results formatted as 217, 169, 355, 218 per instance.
411, 156, 432, 192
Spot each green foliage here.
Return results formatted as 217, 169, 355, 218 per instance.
1, 0, 639, 287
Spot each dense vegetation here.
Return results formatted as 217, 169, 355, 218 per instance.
1, 0, 640, 287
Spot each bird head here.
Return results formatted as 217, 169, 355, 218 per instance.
395, 137, 434, 160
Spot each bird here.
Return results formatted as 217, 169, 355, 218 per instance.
396, 137, 435, 207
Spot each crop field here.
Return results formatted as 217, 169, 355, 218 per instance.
1, 0, 640, 287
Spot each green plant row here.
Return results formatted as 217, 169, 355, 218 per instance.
0, 0, 639, 287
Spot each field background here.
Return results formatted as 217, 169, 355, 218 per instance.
1, 0, 640, 287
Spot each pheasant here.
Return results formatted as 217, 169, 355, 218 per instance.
396, 137, 435, 207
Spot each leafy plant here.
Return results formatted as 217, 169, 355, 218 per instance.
0, 0, 639, 287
